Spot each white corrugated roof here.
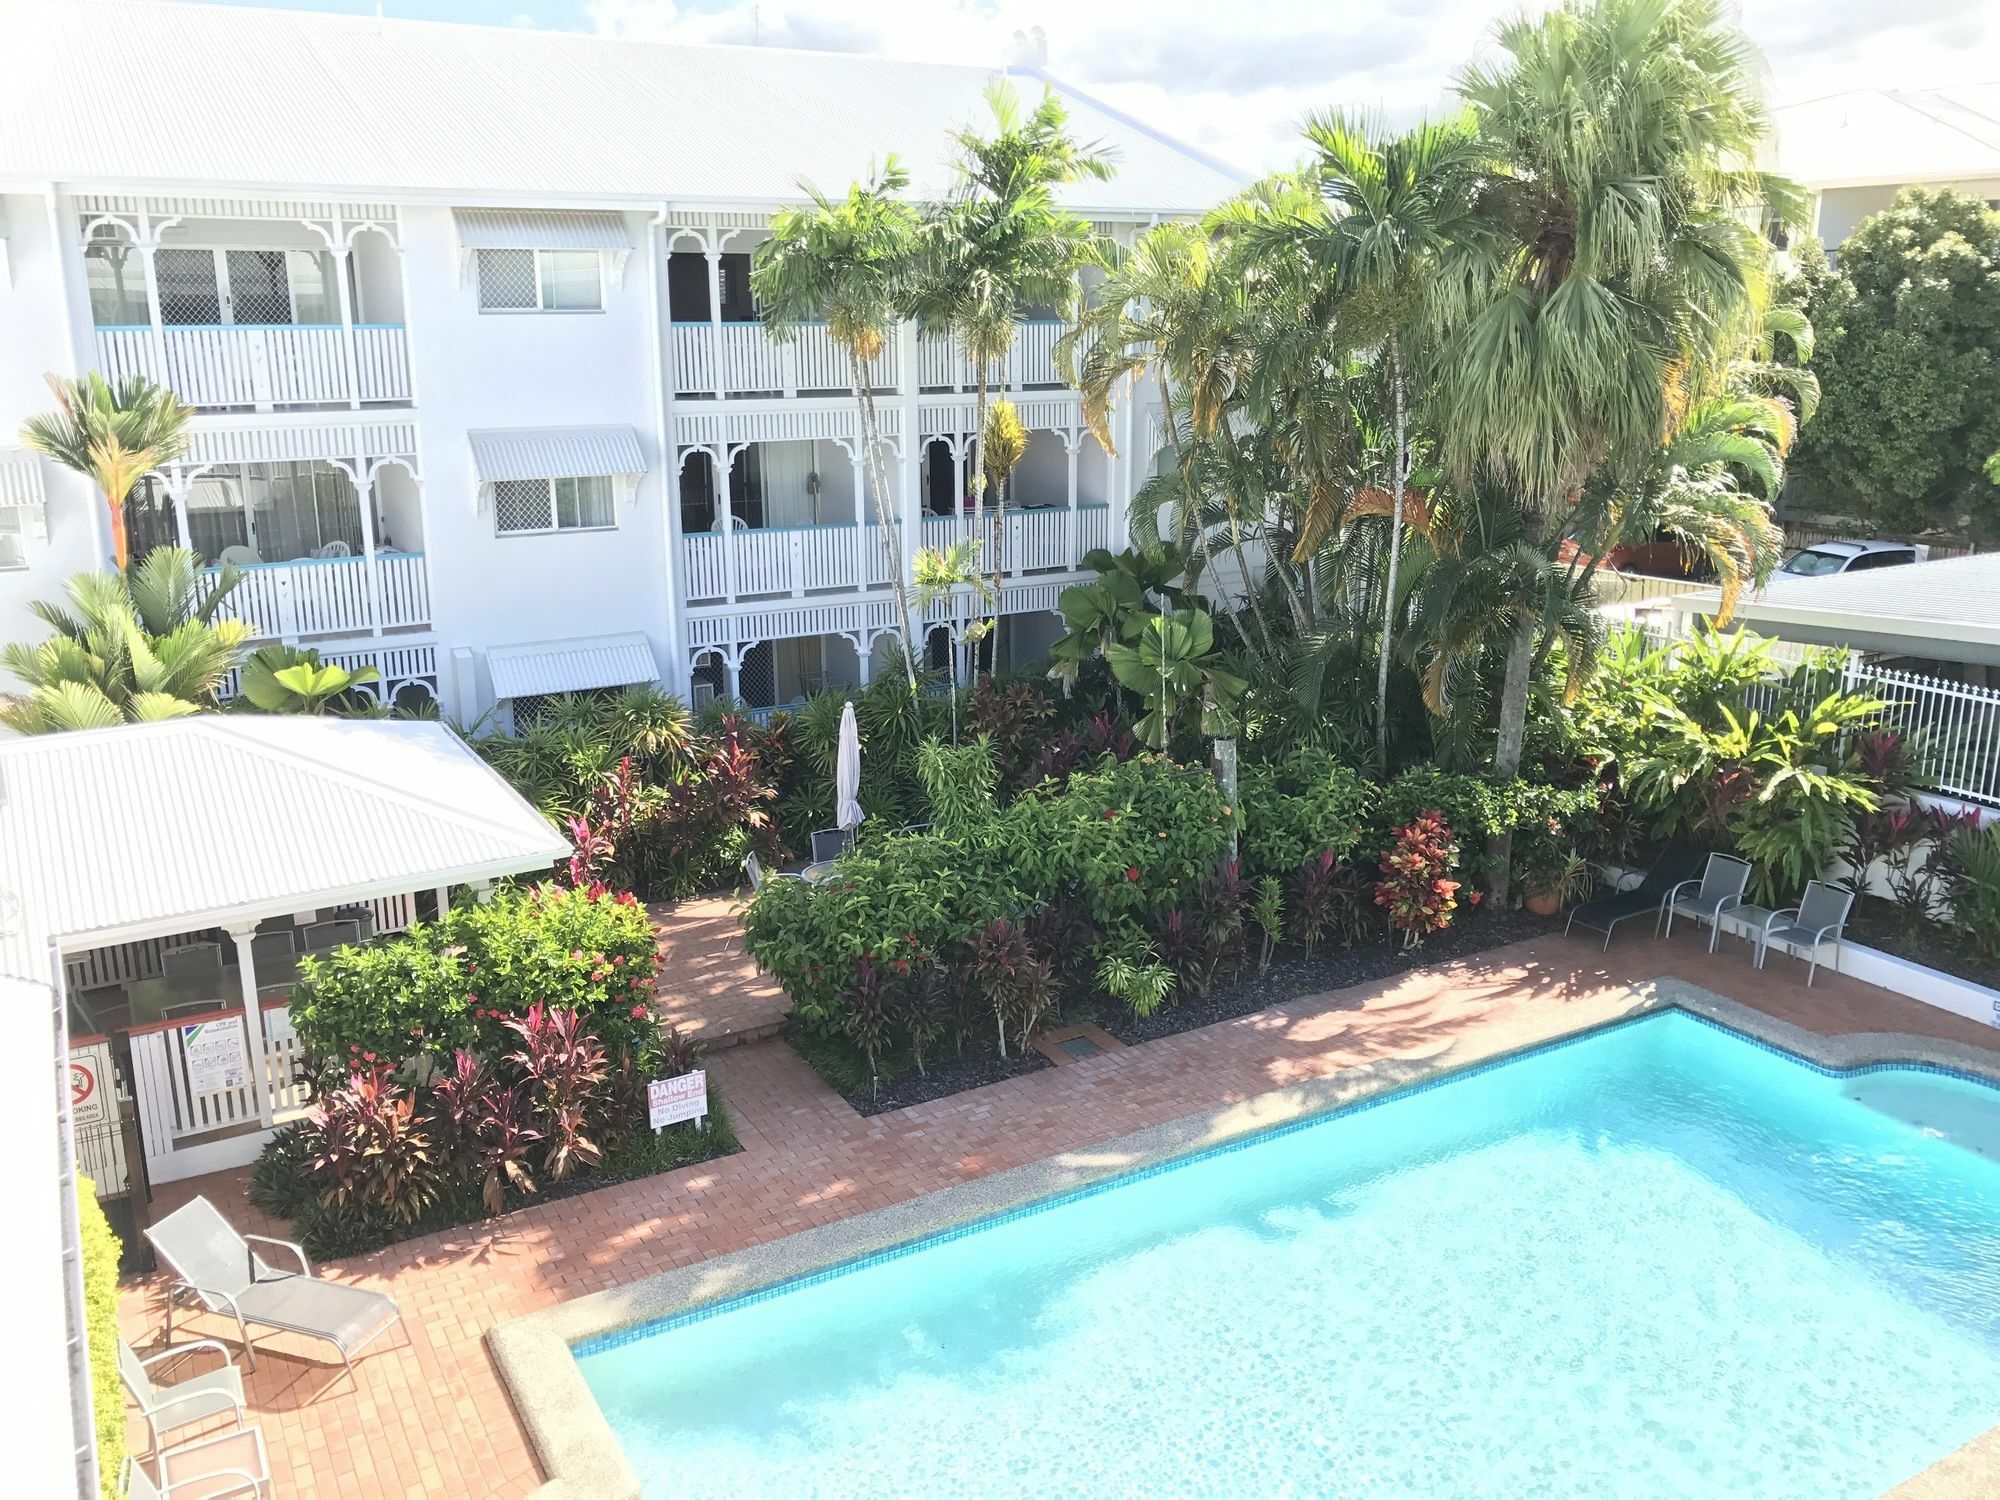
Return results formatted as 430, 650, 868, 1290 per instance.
453, 208, 635, 252
468, 425, 648, 484
0, 716, 569, 955
488, 633, 660, 700
1775, 85, 2000, 189
1671, 552, 2000, 665
0, 0, 1242, 214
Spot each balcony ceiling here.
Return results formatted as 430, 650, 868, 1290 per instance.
2, 1, 1244, 215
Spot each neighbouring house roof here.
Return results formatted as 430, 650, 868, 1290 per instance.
0, 715, 568, 959
1774, 84, 2000, 190
487, 633, 661, 701
1669, 552, 2000, 665
468, 426, 649, 485
0, 0, 1245, 214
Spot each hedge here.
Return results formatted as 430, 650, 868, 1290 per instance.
78, 1180, 121, 1499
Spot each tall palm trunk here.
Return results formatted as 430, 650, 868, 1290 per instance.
1373, 335, 1408, 775
1486, 490, 1549, 905
852, 355, 918, 690
972, 356, 996, 666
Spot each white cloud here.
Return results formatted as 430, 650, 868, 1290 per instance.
585, 0, 2000, 171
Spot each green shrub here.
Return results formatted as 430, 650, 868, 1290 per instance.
77, 1181, 122, 1499
1237, 746, 1376, 880
288, 884, 657, 1072
1375, 767, 1596, 853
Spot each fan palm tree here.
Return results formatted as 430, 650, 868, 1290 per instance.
0, 547, 248, 732
909, 82, 1113, 609
1278, 110, 1481, 772
1432, 0, 1799, 897
20, 371, 193, 572
753, 161, 923, 687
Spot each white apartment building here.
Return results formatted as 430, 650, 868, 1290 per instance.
0, 0, 1242, 730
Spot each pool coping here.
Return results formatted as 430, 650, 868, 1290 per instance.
486, 977, 2000, 1499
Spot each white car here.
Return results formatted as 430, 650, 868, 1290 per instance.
1778, 539, 1923, 577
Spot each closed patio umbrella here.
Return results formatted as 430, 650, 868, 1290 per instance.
836, 700, 864, 833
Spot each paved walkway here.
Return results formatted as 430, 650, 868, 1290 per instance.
645, 895, 787, 1049
120, 929, 2000, 1498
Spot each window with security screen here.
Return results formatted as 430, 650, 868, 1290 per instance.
494, 476, 616, 536
476, 248, 603, 312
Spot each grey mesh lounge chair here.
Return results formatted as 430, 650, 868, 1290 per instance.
123, 1424, 270, 1499
1563, 844, 1707, 951
145, 1196, 403, 1378
120, 1337, 245, 1452
1756, 879, 1855, 985
1663, 853, 1753, 953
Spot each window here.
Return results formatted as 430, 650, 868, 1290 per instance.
494, 475, 615, 535
83, 239, 150, 324
476, 248, 603, 312
0, 509, 26, 571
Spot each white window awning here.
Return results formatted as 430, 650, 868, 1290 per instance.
453, 208, 632, 283
0, 448, 48, 538
468, 425, 647, 495
488, 632, 660, 701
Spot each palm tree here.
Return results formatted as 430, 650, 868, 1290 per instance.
1432, 0, 1799, 898
910, 82, 1113, 616
753, 161, 923, 687
1, 547, 248, 732
239, 644, 382, 714
21, 371, 193, 572
1281, 110, 1481, 772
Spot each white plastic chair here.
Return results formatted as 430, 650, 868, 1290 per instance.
311, 540, 351, 558
216, 545, 261, 567
1757, 880, 1855, 985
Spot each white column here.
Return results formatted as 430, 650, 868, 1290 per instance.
704, 241, 725, 397
433, 885, 451, 919
648, 214, 691, 698
329, 230, 362, 409
136, 219, 168, 389
163, 468, 194, 552
1065, 433, 1081, 567
724, 644, 742, 703
718, 447, 738, 601
355, 452, 384, 636
856, 633, 874, 686
225, 925, 276, 1128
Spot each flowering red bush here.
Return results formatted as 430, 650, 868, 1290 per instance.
1373, 810, 1462, 942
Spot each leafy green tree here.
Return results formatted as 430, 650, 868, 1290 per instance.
239, 644, 382, 714
910, 82, 1113, 605
1104, 608, 1247, 750
1, 548, 248, 732
754, 161, 923, 683
20, 371, 193, 573
1784, 188, 2000, 537
1433, 0, 1793, 898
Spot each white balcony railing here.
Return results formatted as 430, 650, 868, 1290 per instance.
94, 324, 412, 410
680, 524, 894, 602
670, 322, 897, 397
917, 321, 1068, 392
207, 551, 430, 639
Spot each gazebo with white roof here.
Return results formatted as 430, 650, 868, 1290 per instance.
0, 714, 569, 1498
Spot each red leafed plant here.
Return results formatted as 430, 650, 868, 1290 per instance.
427, 1049, 543, 1213
503, 1003, 609, 1182
302, 1065, 435, 1223
1374, 810, 1462, 945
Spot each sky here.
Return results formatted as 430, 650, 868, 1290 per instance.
180, 0, 2000, 172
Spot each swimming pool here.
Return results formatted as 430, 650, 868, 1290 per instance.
576, 1011, 2000, 1497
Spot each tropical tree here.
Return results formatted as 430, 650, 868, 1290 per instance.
910, 82, 1113, 607
1104, 608, 1248, 751
1432, 0, 1798, 897
1279, 110, 1481, 771
239, 644, 382, 714
753, 161, 922, 686
20, 371, 192, 572
1, 548, 248, 732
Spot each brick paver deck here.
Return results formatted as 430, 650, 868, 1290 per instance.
646, 895, 787, 1048
121, 929, 2000, 1498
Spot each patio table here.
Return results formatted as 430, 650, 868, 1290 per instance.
802, 861, 841, 883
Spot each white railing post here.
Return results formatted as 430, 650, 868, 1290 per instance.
225, 925, 276, 1128
246, 329, 274, 411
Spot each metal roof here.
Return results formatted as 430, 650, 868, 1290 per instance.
1671, 552, 2000, 666
0, 0, 1244, 214
487, 633, 660, 700
453, 208, 634, 253
0, 715, 569, 957
468, 425, 648, 484
1775, 85, 2000, 190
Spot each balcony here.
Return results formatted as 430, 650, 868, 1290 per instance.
681, 523, 894, 603
920, 503, 1111, 574
670, 321, 895, 399
207, 552, 431, 640
918, 321, 1066, 392
94, 324, 412, 410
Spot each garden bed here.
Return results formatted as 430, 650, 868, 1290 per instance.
810, 906, 1560, 1116
1847, 894, 2000, 992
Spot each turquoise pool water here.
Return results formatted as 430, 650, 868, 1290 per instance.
577, 1012, 2000, 1497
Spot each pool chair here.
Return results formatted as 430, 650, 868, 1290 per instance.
120, 1337, 246, 1454
1755, 880, 1855, 986
742, 852, 803, 894
1663, 853, 1753, 953
145, 1196, 404, 1379
1563, 844, 1708, 950
124, 1424, 271, 1499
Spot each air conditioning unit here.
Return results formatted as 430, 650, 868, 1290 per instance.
691, 680, 716, 710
